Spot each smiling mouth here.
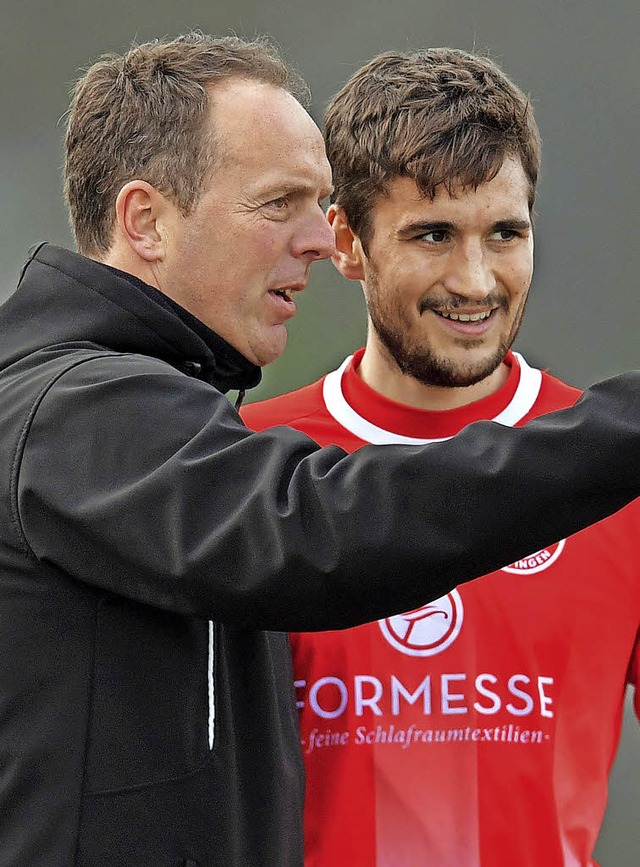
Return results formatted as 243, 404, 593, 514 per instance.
434, 309, 496, 322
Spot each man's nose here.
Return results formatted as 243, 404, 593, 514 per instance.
292, 207, 337, 261
443, 242, 496, 300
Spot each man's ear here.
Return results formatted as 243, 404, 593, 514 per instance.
115, 181, 168, 262
328, 204, 366, 281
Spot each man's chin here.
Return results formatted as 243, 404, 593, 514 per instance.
403, 349, 508, 389
252, 328, 289, 367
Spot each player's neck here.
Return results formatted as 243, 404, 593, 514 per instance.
357, 345, 510, 412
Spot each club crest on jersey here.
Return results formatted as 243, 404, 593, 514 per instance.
379, 591, 464, 657
501, 539, 566, 575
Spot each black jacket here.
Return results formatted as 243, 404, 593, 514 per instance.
0, 243, 638, 866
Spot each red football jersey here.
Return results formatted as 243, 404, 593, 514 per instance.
241, 350, 640, 867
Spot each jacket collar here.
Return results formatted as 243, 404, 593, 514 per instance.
5, 244, 261, 395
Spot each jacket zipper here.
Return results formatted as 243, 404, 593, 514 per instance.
208, 620, 215, 750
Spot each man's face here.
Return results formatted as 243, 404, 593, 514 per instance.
354, 158, 534, 388
153, 79, 335, 366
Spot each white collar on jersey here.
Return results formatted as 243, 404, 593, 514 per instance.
321, 351, 542, 445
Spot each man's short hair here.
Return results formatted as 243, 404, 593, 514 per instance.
64, 31, 309, 256
324, 48, 541, 252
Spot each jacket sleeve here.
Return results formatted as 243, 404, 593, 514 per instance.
15, 356, 640, 631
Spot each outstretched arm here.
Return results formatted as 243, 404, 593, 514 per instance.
16, 359, 640, 631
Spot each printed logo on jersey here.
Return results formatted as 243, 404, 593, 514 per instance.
501, 539, 566, 575
379, 591, 464, 657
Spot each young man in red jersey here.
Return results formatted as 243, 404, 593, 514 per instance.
241, 48, 639, 867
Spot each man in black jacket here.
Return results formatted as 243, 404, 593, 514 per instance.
0, 31, 637, 867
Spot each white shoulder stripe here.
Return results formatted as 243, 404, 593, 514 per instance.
492, 353, 542, 427
322, 352, 542, 445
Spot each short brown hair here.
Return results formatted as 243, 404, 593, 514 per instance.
64, 31, 309, 256
324, 48, 541, 251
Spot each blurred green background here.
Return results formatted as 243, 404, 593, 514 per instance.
1, 1, 638, 862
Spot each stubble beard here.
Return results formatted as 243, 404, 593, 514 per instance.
366, 273, 527, 390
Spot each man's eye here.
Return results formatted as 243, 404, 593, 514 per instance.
421, 230, 448, 243
267, 196, 289, 210
492, 229, 518, 241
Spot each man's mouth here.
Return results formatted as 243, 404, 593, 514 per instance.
268, 285, 302, 320
435, 309, 495, 322
269, 281, 306, 304
270, 288, 294, 302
